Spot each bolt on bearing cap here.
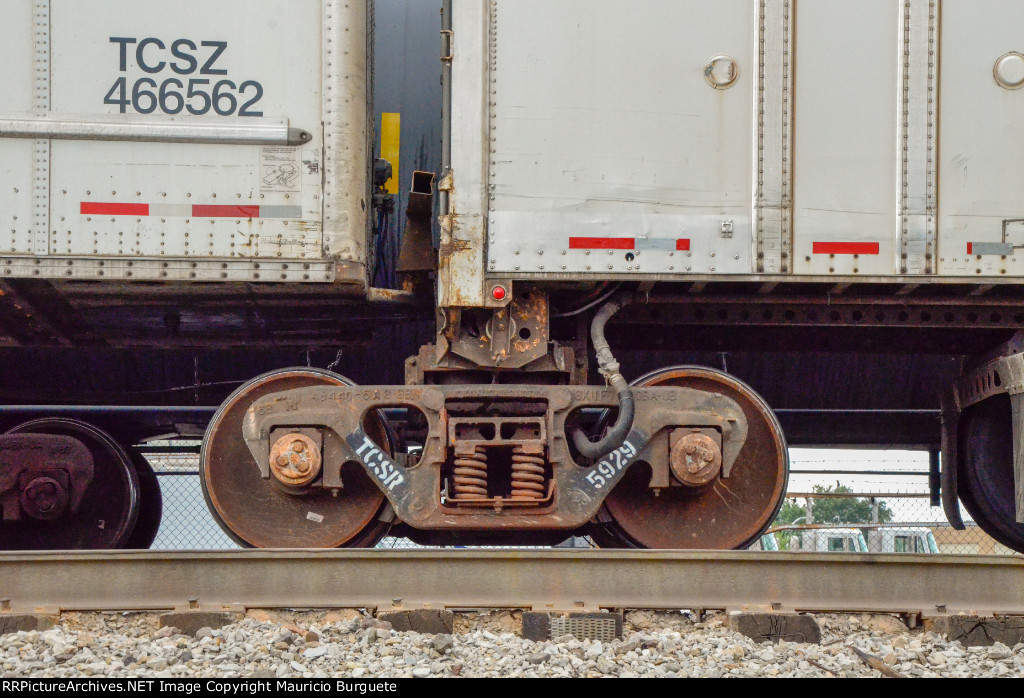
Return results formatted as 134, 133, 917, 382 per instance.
269, 433, 322, 487
670, 433, 723, 487
20, 476, 70, 520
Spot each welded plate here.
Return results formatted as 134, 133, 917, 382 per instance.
549, 616, 620, 642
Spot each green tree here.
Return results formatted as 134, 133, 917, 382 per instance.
772, 483, 893, 550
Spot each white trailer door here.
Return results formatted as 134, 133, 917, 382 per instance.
938, 0, 1024, 278
475, 0, 756, 277
791, 0, 901, 277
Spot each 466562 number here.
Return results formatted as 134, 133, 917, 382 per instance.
104, 77, 263, 117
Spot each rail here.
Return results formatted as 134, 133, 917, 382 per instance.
1, 550, 1023, 617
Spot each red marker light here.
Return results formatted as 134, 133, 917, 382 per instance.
491, 286, 507, 301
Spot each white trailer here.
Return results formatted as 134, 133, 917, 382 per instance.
868, 527, 939, 554
0, 0, 370, 285
792, 528, 868, 553
7, 0, 1024, 292
443, 0, 1024, 303
428, 0, 1024, 552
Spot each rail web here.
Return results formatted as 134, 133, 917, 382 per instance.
1, 551, 1023, 617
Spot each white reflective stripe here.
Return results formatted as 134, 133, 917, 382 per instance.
149, 204, 193, 217
634, 238, 680, 252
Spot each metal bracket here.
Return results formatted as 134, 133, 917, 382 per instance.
956, 332, 1024, 523
0, 115, 311, 146
489, 306, 512, 364
440, 29, 454, 62
958, 353, 1024, 411
939, 391, 965, 530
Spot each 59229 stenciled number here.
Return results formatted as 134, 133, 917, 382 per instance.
104, 37, 264, 117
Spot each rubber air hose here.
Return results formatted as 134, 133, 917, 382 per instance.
572, 294, 635, 459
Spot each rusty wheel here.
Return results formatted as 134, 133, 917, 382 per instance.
595, 366, 788, 550
200, 368, 394, 548
123, 451, 163, 549
0, 419, 140, 550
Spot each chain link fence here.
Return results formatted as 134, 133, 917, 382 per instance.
143, 444, 237, 550
762, 450, 1014, 555
141, 443, 1014, 554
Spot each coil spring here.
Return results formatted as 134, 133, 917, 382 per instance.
511, 447, 547, 500
452, 446, 488, 500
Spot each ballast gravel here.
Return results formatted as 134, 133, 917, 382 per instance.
2, 610, 1022, 678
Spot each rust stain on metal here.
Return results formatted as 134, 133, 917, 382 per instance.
438, 238, 473, 259
0, 434, 94, 523
670, 431, 723, 487
437, 171, 456, 242
436, 168, 488, 308
269, 433, 321, 487
510, 292, 549, 358
367, 287, 423, 304
439, 292, 550, 371
201, 369, 392, 549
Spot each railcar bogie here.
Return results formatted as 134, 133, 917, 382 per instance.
197, 294, 789, 549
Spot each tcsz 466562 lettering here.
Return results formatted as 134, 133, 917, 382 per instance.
104, 37, 264, 117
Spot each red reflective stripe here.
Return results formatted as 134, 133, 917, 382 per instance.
812, 242, 880, 255
967, 242, 974, 255
568, 237, 635, 250
191, 205, 260, 218
80, 202, 149, 216
676, 239, 691, 251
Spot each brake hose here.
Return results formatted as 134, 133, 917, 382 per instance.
572, 294, 635, 459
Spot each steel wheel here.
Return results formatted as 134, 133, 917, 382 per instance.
123, 451, 163, 549
596, 366, 789, 550
0, 419, 140, 550
957, 394, 1024, 552
200, 368, 394, 548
